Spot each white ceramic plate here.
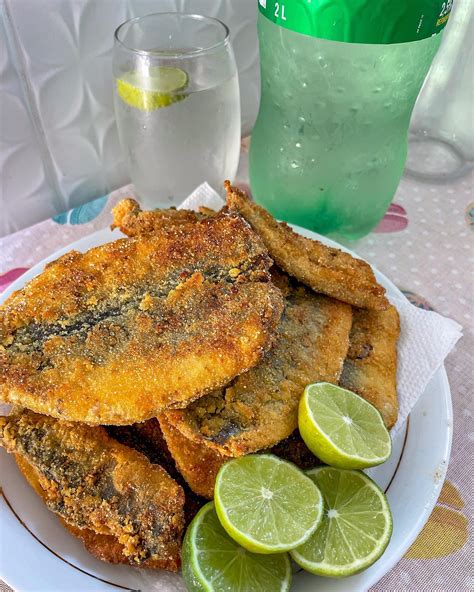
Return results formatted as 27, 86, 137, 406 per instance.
0, 226, 452, 592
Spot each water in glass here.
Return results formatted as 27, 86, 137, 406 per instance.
114, 14, 240, 208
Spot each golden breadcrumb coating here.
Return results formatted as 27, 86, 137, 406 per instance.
225, 181, 389, 310
111, 197, 206, 237
339, 304, 400, 428
166, 272, 353, 456
0, 211, 283, 424
2, 410, 184, 571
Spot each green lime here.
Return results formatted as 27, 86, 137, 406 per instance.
116, 66, 188, 111
299, 382, 391, 469
182, 502, 292, 592
291, 467, 392, 577
214, 454, 323, 554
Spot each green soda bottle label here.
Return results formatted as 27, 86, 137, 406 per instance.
258, 0, 452, 43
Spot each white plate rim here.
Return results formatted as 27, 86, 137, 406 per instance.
0, 224, 453, 592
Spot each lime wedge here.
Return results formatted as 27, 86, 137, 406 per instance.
183, 502, 292, 592
214, 454, 323, 554
291, 467, 392, 577
116, 66, 188, 111
299, 382, 391, 469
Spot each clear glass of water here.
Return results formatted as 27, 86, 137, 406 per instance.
113, 13, 241, 208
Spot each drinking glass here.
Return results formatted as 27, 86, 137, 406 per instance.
113, 13, 241, 208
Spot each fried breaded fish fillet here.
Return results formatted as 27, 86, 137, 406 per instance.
159, 414, 321, 499
111, 197, 206, 237
0, 211, 283, 424
225, 181, 388, 310
107, 419, 207, 525
159, 414, 227, 499
15, 454, 173, 568
165, 273, 352, 456
339, 304, 400, 428
63, 521, 143, 566
17, 418, 207, 563
1, 410, 185, 570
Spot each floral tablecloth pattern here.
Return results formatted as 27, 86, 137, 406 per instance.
0, 141, 472, 592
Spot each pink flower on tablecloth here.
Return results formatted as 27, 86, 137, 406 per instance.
402, 290, 434, 311
373, 203, 408, 233
0, 268, 29, 293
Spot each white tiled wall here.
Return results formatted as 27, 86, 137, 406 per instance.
0, 0, 260, 236
1, 5, 58, 234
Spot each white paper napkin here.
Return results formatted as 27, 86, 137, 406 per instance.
386, 295, 461, 434
180, 182, 463, 436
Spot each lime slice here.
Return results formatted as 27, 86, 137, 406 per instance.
291, 467, 392, 577
214, 454, 323, 554
116, 66, 188, 111
299, 382, 391, 469
183, 502, 292, 592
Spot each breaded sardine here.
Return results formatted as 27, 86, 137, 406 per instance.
0, 212, 283, 424
15, 454, 174, 568
159, 413, 321, 500
107, 419, 207, 524
111, 198, 206, 237
225, 182, 388, 310
165, 274, 352, 456
339, 305, 400, 428
159, 414, 228, 499
1, 410, 185, 571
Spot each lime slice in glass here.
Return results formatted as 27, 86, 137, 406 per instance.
299, 382, 392, 469
214, 454, 323, 554
116, 66, 188, 111
291, 466, 393, 577
182, 502, 292, 592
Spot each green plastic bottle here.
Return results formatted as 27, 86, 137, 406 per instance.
249, 0, 452, 239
